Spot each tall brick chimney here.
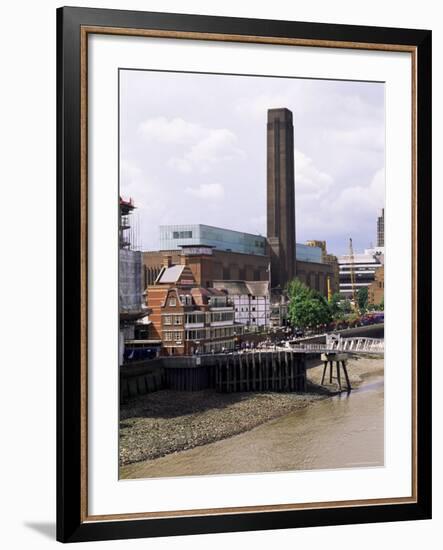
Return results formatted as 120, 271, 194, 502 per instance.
266, 108, 296, 289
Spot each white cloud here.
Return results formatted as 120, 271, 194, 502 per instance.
296, 167, 384, 248
139, 117, 204, 144
295, 149, 333, 200
122, 71, 385, 254
185, 183, 225, 200
120, 158, 141, 181
139, 116, 244, 174
170, 128, 243, 174
325, 126, 384, 152
120, 158, 150, 205
328, 168, 384, 214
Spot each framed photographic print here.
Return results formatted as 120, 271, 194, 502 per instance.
57, 6, 432, 543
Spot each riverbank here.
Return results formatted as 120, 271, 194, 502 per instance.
119, 356, 383, 469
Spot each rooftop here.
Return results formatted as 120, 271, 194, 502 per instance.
159, 224, 266, 256
213, 280, 269, 297
156, 265, 185, 284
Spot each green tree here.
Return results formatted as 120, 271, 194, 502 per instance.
340, 298, 352, 315
287, 278, 312, 301
357, 287, 368, 313
329, 292, 343, 319
287, 278, 332, 330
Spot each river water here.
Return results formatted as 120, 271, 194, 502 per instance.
123, 372, 384, 479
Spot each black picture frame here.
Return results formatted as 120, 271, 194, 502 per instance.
57, 6, 432, 543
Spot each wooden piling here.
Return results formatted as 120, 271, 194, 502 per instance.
342, 360, 352, 392
321, 361, 327, 385
271, 353, 276, 390
336, 360, 342, 390
258, 352, 263, 391
226, 357, 231, 393
245, 353, 250, 391
209, 351, 306, 394
284, 352, 289, 391
232, 355, 235, 393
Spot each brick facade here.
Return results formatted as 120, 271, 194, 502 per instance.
368, 266, 384, 306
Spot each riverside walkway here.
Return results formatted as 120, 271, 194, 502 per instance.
286, 336, 384, 355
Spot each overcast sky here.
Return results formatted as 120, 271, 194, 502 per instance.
120, 69, 384, 256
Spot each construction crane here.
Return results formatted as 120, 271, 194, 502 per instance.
327, 275, 332, 302
348, 237, 358, 311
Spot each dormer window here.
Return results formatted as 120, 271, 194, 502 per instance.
180, 294, 192, 306
210, 296, 227, 307
169, 297, 176, 307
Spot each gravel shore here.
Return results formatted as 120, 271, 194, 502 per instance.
119, 356, 383, 467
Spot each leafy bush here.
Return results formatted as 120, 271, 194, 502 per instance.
287, 279, 332, 329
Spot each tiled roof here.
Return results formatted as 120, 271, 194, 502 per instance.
188, 287, 227, 305
245, 281, 269, 297
213, 280, 249, 295
212, 280, 269, 297
207, 288, 227, 297
190, 287, 208, 306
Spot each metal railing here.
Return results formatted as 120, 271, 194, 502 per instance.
289, 337, 384, 354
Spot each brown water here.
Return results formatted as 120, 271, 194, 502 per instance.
122, 374, 384, 479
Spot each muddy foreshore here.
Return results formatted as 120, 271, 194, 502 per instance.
119, 356, 384, 467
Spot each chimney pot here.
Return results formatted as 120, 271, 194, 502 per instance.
163, 255, 172, 268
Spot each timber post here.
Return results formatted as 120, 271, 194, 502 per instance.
320, 353, 352, 392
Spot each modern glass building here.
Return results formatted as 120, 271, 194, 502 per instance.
159, 224, 267, 256
158, 224, 324, 263
296, 243, 323, 263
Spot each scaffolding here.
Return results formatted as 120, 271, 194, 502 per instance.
119, 196, 141, 251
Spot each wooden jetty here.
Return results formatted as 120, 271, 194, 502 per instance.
120, 351, 307, 401
215, 351, 306, 393
164, 362, 215, 391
